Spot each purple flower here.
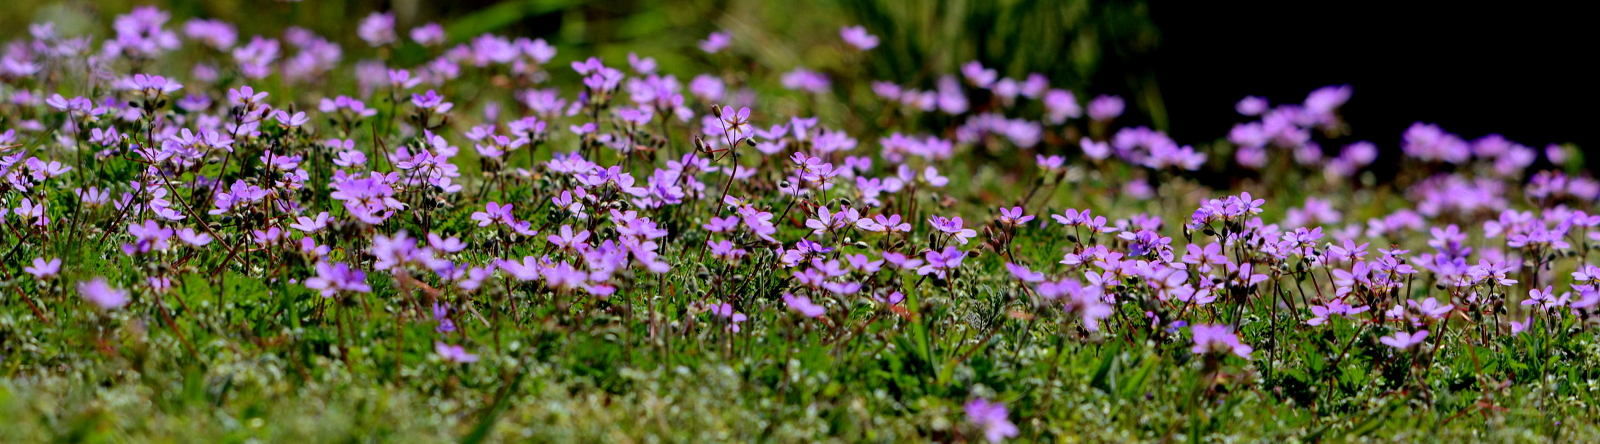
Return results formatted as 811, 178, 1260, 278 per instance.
1235, 96, 1268, 116
410, 23, 446, 46
856, 214, 911, 233
109, 7, 180, 58
781, 67, 831, 93
881, 252, 925, 271
541, 261, 591, 292
177, 228, 213, 247
116, 73, 184, 95
707, 302, 748, 332
1303, 84, 1352, 122
1005, 262, 1045, 283
783, 293, 827, 318
305, 261, 372, 297
1043, 89, 1081, 124
548, 225, 592, 250
123, 220, 175, 255
1035, 154, 1066, 171
1378, 330, 1429, 349
1062, 287, 1113, 331
291, 212, 332, 233
699, 31, 731, 53
1510, 318, 1530, 336
77, 277, 129, 310
435, 341, 478, 363
1190, 324, 1252, 359
410, 90, 454, 112
719, 105, 752, 136
1181, 243, 1227, 272
917, 246, 966, 278
1079, 138, 1112, 161
961, 61, 997, 88
840, 25, 879, 50
929, 215, 978, 244
183, 18, 237, 50
357, 12, 397, 47
433, 302, 456, 333
790, 152, 839, 183
472, 202, 516, 227
964, 398, 1018, 443
703, 216, 740, 232
1406, 297, 1454, 320
823, 281, 862, 295
1087, 94, 1124, 121
872, 291, 906, 306
11, 197, 49, 226
24, 257, 62, 279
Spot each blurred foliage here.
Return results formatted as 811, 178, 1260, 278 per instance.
1, 0, 1163, 126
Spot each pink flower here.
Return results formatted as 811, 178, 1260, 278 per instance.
1087, 94, 1124, 121
997, 207, 1034, 226
1378, 330, 1429, 349
964, 398, 1018, 443
699, 31, 731, 53
24, 257, 62, 279
1509, 318, 1530, 336
1190, 324, 1252, 359
1005, 262, 1044, 283
77, 277, 129, 310
1407, 297, 1454, 320
547, 225, 592, 250
435, 341, 478, 363
929, 215, 978, 244
783, 293, 826, 318
305, 261, 372, 297
839, 25, 879, 50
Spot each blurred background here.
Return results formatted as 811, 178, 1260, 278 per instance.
3, 0, 1593, 165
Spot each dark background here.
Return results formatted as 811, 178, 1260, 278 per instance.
1150, 1, 1596, 168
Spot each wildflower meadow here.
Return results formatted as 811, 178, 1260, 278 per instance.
0, 3, 1596, 442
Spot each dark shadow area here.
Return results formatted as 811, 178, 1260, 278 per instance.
1151, 1, 1597, 174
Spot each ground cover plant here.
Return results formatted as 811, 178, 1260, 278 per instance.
2, 6, 1598, 442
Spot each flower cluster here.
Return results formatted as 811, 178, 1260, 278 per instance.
0, 7, 1592, 442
